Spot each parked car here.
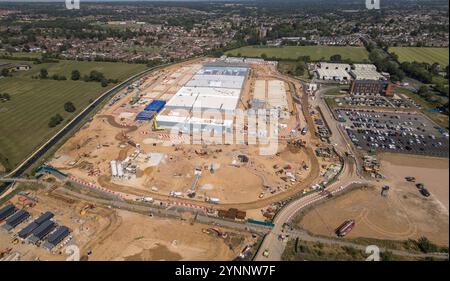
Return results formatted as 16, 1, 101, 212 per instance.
419, 188, 431, 197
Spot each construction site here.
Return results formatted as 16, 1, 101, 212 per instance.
0, 57, 346, 261
47, 57, 326, 209
0, 182, 255, 261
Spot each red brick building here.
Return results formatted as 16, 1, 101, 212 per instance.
350, 80, 395, 96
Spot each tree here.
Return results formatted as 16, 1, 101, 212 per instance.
89, 70, 105, 82
430, 63, 440, 76
64, 101, 76, 113
71, 70, 81, 81
1, 68, 9, 77
1, 93, 11, 101
416, 236, 437, 253
48, 114, 64, 128
40, 68, 48, 79
294, 63, 306, 76
417, 85, 429, 97
380, 251, 394, 261
101, 79, 108, 87
330, 54, 342, 62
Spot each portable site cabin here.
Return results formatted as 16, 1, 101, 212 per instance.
135, 110, 156, 121
28, 220, 56, 244
144, 100, 166, 113
43, 226, 71, 250
0, 204, 17, 221
3, 210, 30, 231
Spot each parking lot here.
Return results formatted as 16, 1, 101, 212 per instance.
335, 109, 449, 157
335, 95, 417, 109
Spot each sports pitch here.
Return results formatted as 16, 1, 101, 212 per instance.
389, 47, 449, 66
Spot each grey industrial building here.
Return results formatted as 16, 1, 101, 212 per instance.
28, 220, 56, 244
43, 226, 71, 250
0, 204, 17, 221
2, 210, 30, 231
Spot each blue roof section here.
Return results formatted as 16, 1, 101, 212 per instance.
35, 212, 54, 225
135, 110, 156, 121
144, 100, 166, 113
0, 204, 17, 220
47, 226, 70, 246
18, 211, 54, 238
4, 210, 30, 229
18, 222, 39, 239
31, 220, 56, 240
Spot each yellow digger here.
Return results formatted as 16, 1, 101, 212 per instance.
80, 203, 95, 216
152, 118, 164, 132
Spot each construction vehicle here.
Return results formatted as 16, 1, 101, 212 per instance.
381, 185, 390, 197
10, 238, 19, 245
152, 118, 164, 131
420, 188, 431, 197
206, 228, 222, 237
80, 204, 95, 216
416, 183, 425, 189
405, 176, 416, 182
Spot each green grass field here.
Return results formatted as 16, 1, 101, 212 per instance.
226, 46, 370, 62
0, 60, 147, 172
389, 47, 449, 66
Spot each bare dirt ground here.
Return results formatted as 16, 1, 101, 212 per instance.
379, 153, 449, 211
88, 210, 253, 261
299, 182, 449, 246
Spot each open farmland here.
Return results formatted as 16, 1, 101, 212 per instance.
226, 46, 369, 62
389, 47, 449, 66
0, 60, 147, 172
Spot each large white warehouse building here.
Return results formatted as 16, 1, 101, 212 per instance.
156, 63, 249, 133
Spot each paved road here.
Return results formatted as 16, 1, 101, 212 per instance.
254, 167, 362, 261
255, 82, 364, 261
313, 85, 365, 176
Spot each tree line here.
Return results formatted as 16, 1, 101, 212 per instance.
36, 68, 118, 87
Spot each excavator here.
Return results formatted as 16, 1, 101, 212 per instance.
80, 203, 95, 216
152, 118, 164, 131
